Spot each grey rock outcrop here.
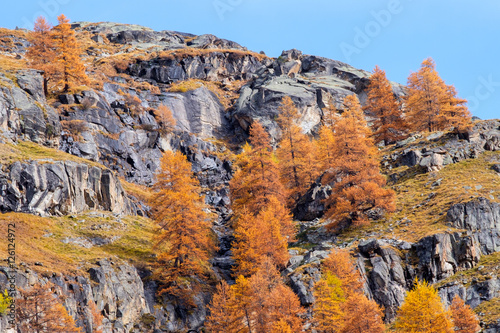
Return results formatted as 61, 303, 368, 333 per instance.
293, 174, 331, 221
73, 22, 245, 51
127, 51, 271, 84
0, 70, 60, 143
358, 241, 408, 321
0, 160, 135, 216
161, 87, 229, 138
231, 50, 404, 141
414, 232, 481, 283
447, 198, 500, 255
387, 120, 500, 174
0, 260, 149, 333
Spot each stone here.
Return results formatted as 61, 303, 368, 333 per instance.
0, 160, 135, 216
447, 198, 500, 255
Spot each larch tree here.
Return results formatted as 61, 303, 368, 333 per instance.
154, 104, 176, 135
322, 249, 363, 294
316, 100, 339, 171
26, 16, 58, 96
450, 295, 481, 333
149, 150, 215, 306
209, 261, 304, 333
232, 275, 255, 333
230, 121, 287, 214
323, 94, 395, 230
205, 281, 244, 333
394, 279, 454, 333
405, 58, 471, 132
276, 96, 318, 203
88, 300, 103, 333
364, 65, 407, 145
16, 284, 82, 333
313, 273, 346, 333
271, 319, 293, 333
341, 293, 386, 333
232, 196, 295, 276
52, 14, 88, 92
267, 283, 305, 332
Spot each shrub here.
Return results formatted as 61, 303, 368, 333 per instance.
61, 119, 88, 141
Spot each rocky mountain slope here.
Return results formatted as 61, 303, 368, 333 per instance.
0, 22, 499, 332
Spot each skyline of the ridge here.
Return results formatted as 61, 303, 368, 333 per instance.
1, 0, 499, 120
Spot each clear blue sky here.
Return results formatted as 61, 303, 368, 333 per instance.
2, 0, 499, 120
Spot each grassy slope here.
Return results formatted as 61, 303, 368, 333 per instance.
0, 212, 156, 275
337, 149, 500, 244
0, 140, 157, 275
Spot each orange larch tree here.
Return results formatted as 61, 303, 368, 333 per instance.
230, 121, 287, 214
322, 249, 364, 294
232, 196, 295, 276
395, 279, 454, 333
450, 295, 481, 333
364, 65, 407, 145
268, 283, 305, 332
323, 94, 395, 230
313, 273, 346, 333
341, 293, 386, 333
154, 104, 176, 135
276, 96, 318, 204
149, 151, 215, 306
52, 14, 88, 92
16, 283, 82, 333
405, 58, 471, 132
234, 262, 303, 333
205, 281, 245, 333
26, 16, 59, 96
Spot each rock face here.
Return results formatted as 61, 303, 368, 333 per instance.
0, 259, 209, 333
74, 22, 246, 51
161, 88, 229, 138
387, 120, 500, 174
293, 173, 331, 221
447, 197, 500, 255
0, 160, 135, 216
128, 51, 271, 84
232, 49, 404, 141
0, 260, 145, 333
0, 70, 60, 144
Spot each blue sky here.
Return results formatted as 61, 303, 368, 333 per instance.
2, 0, 499, 120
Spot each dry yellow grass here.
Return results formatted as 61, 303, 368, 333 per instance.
0, 212, 156, 275
157, 47, 268, 62
167, 78, 246, 109
338, 150, 500, 243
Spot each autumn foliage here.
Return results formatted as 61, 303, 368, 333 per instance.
26, 16, 58, 95
406, 58, 471, 132
230, 121, 287, 214
364, 65, 407, 145
26, 15, 88, 94
205, 261, 304, 333
321, 94, 395, 230
16, 283, 82, 333
149, 151, 215, 305
450, 295, 481, 333
153, 104, 176, 134
52, 14, 88, 92
395, 279, 454, 333
232, 197, 295, 276
276, 96, 318, 205
313, 250, 385, 333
